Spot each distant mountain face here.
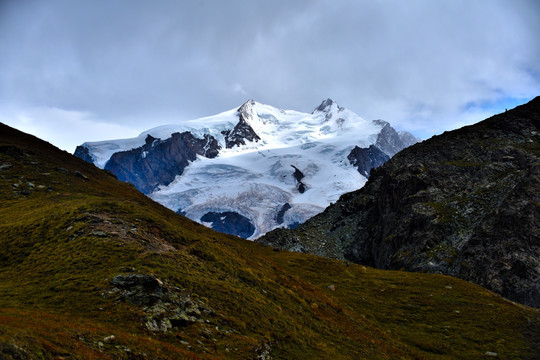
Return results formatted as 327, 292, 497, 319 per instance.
75, 99, 419, 239
258, 97, 540, 308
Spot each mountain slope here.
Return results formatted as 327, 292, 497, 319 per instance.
259, 97, 540, 308
75, 99, 418, 239
1, 123, 539, 358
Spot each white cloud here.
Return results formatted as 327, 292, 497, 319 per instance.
0, 106, 141, 152
232, 83, 247, 96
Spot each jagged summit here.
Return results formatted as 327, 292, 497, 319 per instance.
223, 101, 261, 148
239, 98, 344, 118
313, 98, 341, 113
75, 100, 419, 239
238, 98, 257, 109
312, 98, 347, 123
237, 99, 257, 119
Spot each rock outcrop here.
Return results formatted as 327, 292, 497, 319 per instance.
276, 203, 292, 225
374, 120, 417, 156
222, 100, 261, 148
346, 120, 419, 177
110, 273, 168, 306
200, 211, 256, 239
259, 97, 540, 308
291, 165, 307, 193
347, 145, 390, 177
104, 132, 220, 193
106, 273, 215, 333
73, 145, 95, 163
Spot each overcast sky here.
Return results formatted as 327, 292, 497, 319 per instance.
1, 0, 539, 152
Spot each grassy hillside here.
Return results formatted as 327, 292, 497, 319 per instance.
0, 123, 538, 359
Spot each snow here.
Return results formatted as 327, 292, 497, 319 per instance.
79, 108, 238, 167
82, 99, 386, 239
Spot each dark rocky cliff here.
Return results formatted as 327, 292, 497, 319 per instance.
75, 101, 263, 195
347, 120, 419, 177
200, 211, 256, 239
73, 145, 95, 163
259, 97, 540, 308
104, 132, 220, 193
347, 145, 390, 177
222, 101, 261, 148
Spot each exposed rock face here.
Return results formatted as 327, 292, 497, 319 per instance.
222, 100, 261, 148
74, 145, 95, 163
398, 130, 422, 148
259, 97, 540, 308
107, 273, 215, 333
200, 211, 256, 239
222, 117, 260, 148
346, 120, 419, 178
374, 120, 418, 156
110, 273, 168, 306
314, 98, 338, 113
313, 98, 346, 122
105, 132, 220, 193
347, 145, 390, 177
291, 165, 307, 193
276, 203, 292, 225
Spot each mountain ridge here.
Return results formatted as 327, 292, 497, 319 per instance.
75, 99, 419, 239
258, 96, 540, 308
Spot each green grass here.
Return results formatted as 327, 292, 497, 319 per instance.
1, 123, 539, 359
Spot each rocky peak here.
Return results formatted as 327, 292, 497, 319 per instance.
237, 99, 258, 122
314, 98, 338, 113
344, 120, 418, 178
259, 96, 540, 308
372, 119, 389, 127
222, 100, 262, 148
398, 131, 422, 148
373, 120, 411, 156
313, 98, 345, 123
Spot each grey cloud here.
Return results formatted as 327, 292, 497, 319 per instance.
1, 0, 539, 147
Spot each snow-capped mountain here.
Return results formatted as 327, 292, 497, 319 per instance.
75, 99, 420, 239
